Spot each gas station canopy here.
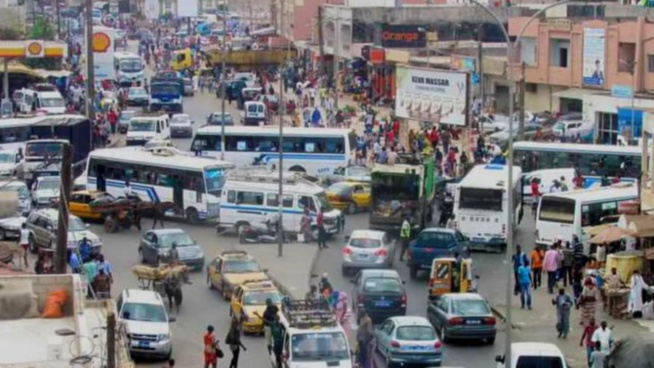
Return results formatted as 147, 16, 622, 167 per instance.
0, 40, 68, 58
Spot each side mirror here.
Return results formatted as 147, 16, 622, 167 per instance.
495, 355, 504, 363
169, 317, 177, 323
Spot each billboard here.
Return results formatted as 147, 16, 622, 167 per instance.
582, 28, 605, 87
380, 24, 427, 48
394, 66, 469, 126
177, 0, 199, 17
88, 27, 115, 80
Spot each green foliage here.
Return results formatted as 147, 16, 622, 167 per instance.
0, 27, 22, 41
22, 17, 58, 70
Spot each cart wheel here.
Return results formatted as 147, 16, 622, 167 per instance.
104, 218, 118, 233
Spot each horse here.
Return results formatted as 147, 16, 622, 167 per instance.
163, 273, 183, 313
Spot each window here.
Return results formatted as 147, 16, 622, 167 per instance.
237, 191, 264, 205
452, 299, 491, 315
363, 277, 403, 293
515, 356, 564, 368
648, 55, 654, 73
549, 39, 570, 68
520, 37, 537, 66
618, 42, 636, 73
266, 193, 279, 207
581, 200, 627, 227
221, 134, 346, 154
282, 195, 293, 208
299, 195, 316, 212
414, 231, 456, 249
459, 188, 503, 211
396, 326, 436, 341
539, 197, 575, 224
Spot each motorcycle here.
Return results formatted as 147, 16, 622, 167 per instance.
438, 193, 454, 227
239, 215, 291, 244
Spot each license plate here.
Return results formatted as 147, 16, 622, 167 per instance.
401, 345, 430, 352
374, 300, 392, 307
137, 340, 150, 348
357, 253, 369, 259
466, 320, 481, 325
473, 237, 485, 242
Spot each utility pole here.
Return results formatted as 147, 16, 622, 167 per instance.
55, 144, 72, 274
332, 14, 339, 109
518, 62, 526, 140
477, 28, 485, 109
220, 13, 227, 161
84, 0, 95, 120
277, 0, 285, 258
106, 311, 116, 368
3, 59, 9, 103
55, 0, 61, 39
317, 6, 325, 77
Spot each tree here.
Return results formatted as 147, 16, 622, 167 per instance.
23, 17, 58, 70
0, 27, 21, 41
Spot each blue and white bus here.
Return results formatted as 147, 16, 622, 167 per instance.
190, 126, 357, 176
82, 147, 234, 223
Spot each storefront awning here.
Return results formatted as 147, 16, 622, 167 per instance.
551, 88, 589, 100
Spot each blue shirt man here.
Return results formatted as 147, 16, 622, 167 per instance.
518, 261, 532, 309
69, 251, 81, 273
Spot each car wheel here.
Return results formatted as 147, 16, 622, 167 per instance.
346, 202, 357, 215
440, 326, 448, 343
28, 235, 37, 254
186, 207, 200, 225
487, 336, 496, 345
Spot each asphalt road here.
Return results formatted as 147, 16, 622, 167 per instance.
110, 41, 540, 367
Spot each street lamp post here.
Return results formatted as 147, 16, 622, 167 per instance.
277, 0, 286, 257
465, 1, 578, 365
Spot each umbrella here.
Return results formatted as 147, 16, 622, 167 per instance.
585, 224, 612, 237
589, 226, 635, 244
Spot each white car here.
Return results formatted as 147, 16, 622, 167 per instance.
496, 342, 567, 368
117, 289, 175, 360
375, 316, 443, 367
0, 150, 23, 178
170, 114, 194, 138
341, 230, 396, 275
478, 114, 510, 134
31, 176, 60, 207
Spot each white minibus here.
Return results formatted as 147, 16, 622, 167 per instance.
126, 114, 170, 146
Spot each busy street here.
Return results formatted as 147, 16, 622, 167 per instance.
3, 1, 654, 368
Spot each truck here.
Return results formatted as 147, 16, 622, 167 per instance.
369, 153, 436, 232
200, 47, 293, 69
149, 72, 183, 113
25, 115, 92, 182
0, 273, 134, 367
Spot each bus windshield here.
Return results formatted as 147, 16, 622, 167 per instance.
539, 197, 575, 224
204, 167, 227, 196
120, 59, 142, 73
459, 188, 503, 211
25, 141, 63, 158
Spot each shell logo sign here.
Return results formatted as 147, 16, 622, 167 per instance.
25, 40, 44, 58
92, 32, 112, 53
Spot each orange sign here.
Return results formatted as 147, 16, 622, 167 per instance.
92, 32, 112, 52
25, 40, 44, 58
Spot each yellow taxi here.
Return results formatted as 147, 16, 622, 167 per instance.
326, 182, 371, 214
69, 190, 117, 221
229, 279, 283, 334
206, 250, 269, 300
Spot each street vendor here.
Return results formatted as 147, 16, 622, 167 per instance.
605, 267, 626, 317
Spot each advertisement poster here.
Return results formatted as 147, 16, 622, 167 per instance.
582, 28, 605, 87
89, 27, 115, 80
144, 0, 160, 20
380, 24, 427, 48
394, 66, 468, 126
177, 0, 199, 17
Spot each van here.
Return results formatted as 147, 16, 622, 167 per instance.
553, 114, 594, 140
496, 342, 567, 368
218, 170, 343, 236
14, 87, 66, 115
126, 114, 171, 146
242, 101, 266, 126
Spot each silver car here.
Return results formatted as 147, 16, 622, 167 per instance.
138, 228, 205, 270
170, 114, 194, 138
342, 230, 396, 275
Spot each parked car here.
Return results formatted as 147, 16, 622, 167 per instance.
119, 109, 138, 134
351, 269, 407, 324
170, 113, 194, 138
552, 116, 594, 141
126, 86, 149, 107
26, 208, 102, 254
341, 230, 396, 275
138, 228, 205, 270
407, 228, 469, 279
427, 293, 496, 344
322, 165, 371, 185
489, 122, 553, 146
327, 182, 371, 214
477, 114, 510, 134
496, 343, 567, 368
375, 316, 443, 367
206, 111, 234, 126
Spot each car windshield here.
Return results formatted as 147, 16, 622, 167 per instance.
347, 167, 370, 177
328, 183, 351, 196
0, 152, 15, 163
224, 259, 261, 273
243, 290, 282, 305
120, 111, 136, 121
130, 120, 155, 132
40, 98, 65, 108
68, 216, 86, 231
396, 326, 436, 341
315, 191, 334, 212
349, 237, 381, 248
451, 299, 490, 316
120, 60, 142, 73
363, 277, 403, 293
171, 115, 190, 124
37, 179, 60, 191
159, 232, 194, 248
554, 122, 565, 130
291, 332, 350, 361
129, 88, 147, 97
121, 302, 167, 323
204, 167, 227, 196
211, 113, 232, 123
26, 141, 63, 158
0, 184, 28, 199
515, 356, 564, 368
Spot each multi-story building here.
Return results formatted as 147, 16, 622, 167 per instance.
0, 0, 27, 33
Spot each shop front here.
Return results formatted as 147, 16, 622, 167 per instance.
583, 93, 654, 145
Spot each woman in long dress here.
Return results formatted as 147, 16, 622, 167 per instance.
629, 270, 650, 318
578, 276, 600, 326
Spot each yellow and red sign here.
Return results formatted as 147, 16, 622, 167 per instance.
92, 32, 112, 53
25, 40, 44, 58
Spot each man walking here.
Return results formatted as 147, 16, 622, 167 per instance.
512, 245, 528, 295
543, 244, 560, 294
517, 259, 532, 310
399, 217, 411, 261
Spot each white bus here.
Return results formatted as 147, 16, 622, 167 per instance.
453, 164, 523, 251
0, 116, 42, 151
191, 126, 356, 176
218, 169, 343, 235
83, 147, 235, 223
535, 184, 638, 247
114, 52, 145, 86
514, 142, 641, 184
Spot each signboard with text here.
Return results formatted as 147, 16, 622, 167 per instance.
582, 28, 606, 87
394, 66, 469, 126
380, 24, 427, 49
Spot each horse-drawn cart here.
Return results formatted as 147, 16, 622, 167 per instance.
90, 198, 175, 234
131, 264, 188, 312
